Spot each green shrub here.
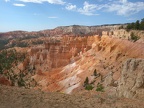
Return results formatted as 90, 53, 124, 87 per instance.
18, 78, 25, 87
0, 39, 9, 50
32, 40, 43, 45
96, 83, 104, 92
0, 49, 26, 74
85, 84, 94, 90
126, 18, 144, 30
130, 32, 139, 42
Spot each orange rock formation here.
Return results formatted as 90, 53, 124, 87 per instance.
27, 35, 144, 94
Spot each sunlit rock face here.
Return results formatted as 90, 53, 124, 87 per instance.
1, 27, 144, 95
28, 35, 144, 94
117, 59, 144, 99
28, 36, 93, 73
0, 24, 121, 39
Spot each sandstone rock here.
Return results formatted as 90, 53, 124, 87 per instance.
30, 35, 144, 93
1, 31, 144, 96
104, 72, 114, 87
0, 76, 11, 86
0, 25, 121, 40
117, 59, 144, 99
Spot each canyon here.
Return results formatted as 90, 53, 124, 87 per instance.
0, 25, 144, 107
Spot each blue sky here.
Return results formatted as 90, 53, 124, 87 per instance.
0, 0, 144, 32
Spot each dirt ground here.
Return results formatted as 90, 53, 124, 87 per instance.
0, 85, 144, 108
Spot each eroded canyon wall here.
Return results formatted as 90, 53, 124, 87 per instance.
29, 35, 144, 95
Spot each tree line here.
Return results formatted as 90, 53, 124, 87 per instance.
127, 18, 144, 30
0, 49, 25, 74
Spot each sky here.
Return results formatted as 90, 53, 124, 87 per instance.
0, 0, 144, 32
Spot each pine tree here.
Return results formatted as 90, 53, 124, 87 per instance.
84, 77, 89, 87
131, 23, 135, 29
94, 69, 97, 76
135, 20, 140, 30
140, 18, 144, 30
126, 23, 132, 30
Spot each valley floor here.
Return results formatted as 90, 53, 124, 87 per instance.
0, 85, 144, 108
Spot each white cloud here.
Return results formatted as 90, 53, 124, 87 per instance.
67, 0, 144, 16
78, 1, 98, 16
16, 0, 144, 16
5, 0, 10, 2
105, 0, 144, 16
65, 1, 101, 16
18, 0, 65, 5
65, 4, 76, 11
48, 16, 58, 18
13, 3, 26, 7
119, 0, 127, 3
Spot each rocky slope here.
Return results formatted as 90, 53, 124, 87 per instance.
0, 25, 144, 105
26, 34, 143, 94
1, 84, 144, 108
117, 59, 144, 99
1, 24, 144, 51
2, 31, 142, 97
0, 25, 122, 50
0, 24, 121, 39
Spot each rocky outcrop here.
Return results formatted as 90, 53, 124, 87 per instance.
105, 29, 144, 43
28, 36, 92, 73
0, 25, 122, 39
1, 29, 144, 96
117, 59, 144, 99
112, 29, 130, 39
0, 25, 122, 50
0, 76, 11, 86
29, 35, 144, 94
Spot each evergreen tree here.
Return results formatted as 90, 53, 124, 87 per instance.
140, 18, 144, 30
135, 20, 140, 30
84, 77, 89, 87
94, 69, 97, 76
130, 32, 139, 42
126, 18, 144, 30
131, 23, 135, 29
126, 23, 132, 30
